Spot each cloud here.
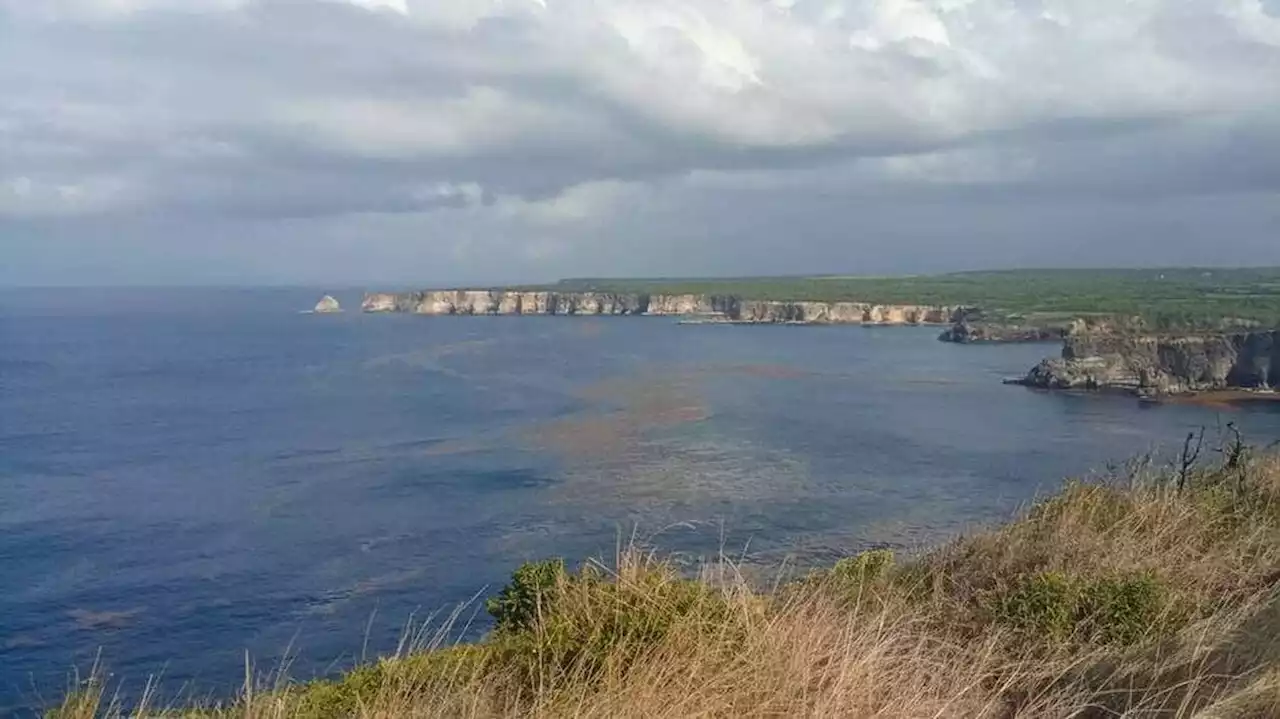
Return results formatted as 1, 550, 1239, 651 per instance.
0, 175, 140, 217
1, 0, 1279, 285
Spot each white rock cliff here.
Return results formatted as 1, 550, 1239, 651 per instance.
361, 290, 964, 325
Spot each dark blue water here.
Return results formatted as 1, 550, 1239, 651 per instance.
3, 288, 1279, 709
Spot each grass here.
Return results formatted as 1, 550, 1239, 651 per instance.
49, 446, 1280, 718
532, 268, 1280, 328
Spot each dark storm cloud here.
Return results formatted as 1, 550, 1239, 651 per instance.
2, 0, 1279, 285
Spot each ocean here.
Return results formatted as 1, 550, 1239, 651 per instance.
3, 287, 1279, 710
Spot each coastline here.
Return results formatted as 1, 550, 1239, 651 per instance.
675, 317, 955, 327
362, 288, 1280, 400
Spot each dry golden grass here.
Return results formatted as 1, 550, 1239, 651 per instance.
49, 451, 1280, 719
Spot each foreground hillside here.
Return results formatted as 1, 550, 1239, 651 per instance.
55, 442, 1280, 718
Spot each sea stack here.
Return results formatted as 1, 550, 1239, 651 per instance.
313, 295, 342, 314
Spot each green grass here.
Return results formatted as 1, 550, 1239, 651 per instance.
531, 267, 1280, 328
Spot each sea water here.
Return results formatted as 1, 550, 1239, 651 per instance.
3, 287, 1278, 709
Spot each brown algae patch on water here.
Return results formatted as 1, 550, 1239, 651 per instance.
574, 320, 607, 337
528, 374, 712, 463
523, 414, 636, 461
522, 402, 712, 463
408, 368, 716, 465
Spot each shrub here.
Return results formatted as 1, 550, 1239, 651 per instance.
820, 548, 898, 604
995, 571, 1079, 641
993, 571, 1174, 646
1078, 574, 1170, 646
831, 548, 895, 583
486, 556, 737, 689
289, 664, 385, 719
282, 646, 492, 719
486, 558, 567, 633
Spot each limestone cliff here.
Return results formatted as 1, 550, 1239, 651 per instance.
362, 290, 654, 316
361, 290, 965, 325
731, 300, 959, 325
939, 321, 1063, 344
1015, 319, 1280, 395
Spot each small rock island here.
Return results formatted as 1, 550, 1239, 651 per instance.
313, 295, 343, 314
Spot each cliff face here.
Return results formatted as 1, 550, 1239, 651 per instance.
646, 294, 727, 316
938, 321, 1063, 344
1017, 321, 1280, 394
732, 300, 958, 324
363, 290, 654, 316
361, 290, 965, 325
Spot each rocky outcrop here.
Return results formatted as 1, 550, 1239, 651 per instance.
729, 300, 961, 325
1014, 320, 1280, 395
361, 293, 417, 313
939, 321, 1063, 344
313, 295, 342, 313
646, 294, 726, 316
361, 290, 966, 325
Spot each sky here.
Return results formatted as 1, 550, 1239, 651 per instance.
1, 0, 1279, 287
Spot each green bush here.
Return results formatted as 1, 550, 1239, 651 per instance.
486, 559, 735, 687
832, 549, 895, 583
486, 558, 567, 633
993, 572, 1174, 646
1078, 575, 1168, 646
289, 663, 386, 719
995, 572, 1079, 641
281, 646, 492, 719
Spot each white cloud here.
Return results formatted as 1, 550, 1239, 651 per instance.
1, 174, 138, 216
606, 3, 763, 90
497, 179, 650, 226
849, 0, 952, 50
0, 0, 248, 19
1225, 0, 1280, 44
876, 148, 1038, 186
410, 181, 484, 207
345, 0, 407, 15
2, 0, 1280, 283
270, 87, 617, 159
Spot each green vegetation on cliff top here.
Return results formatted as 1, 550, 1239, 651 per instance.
54, 441, 1280, 718
540, 267, 1280, 328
